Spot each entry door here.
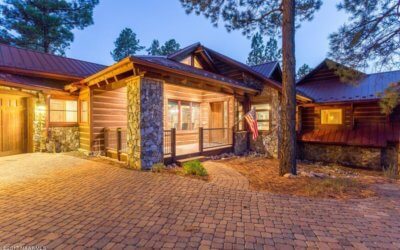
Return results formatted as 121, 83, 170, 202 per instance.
209, 102, 225, 143
0, 94, 27, 156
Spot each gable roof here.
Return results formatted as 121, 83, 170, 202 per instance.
296, 59, 400, 103
0, 43, 106, 81
166, 43, 282, 90
132, 55, 258, 93
251, 61, 280, 78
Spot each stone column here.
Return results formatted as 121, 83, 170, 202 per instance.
127, 77, 164, 170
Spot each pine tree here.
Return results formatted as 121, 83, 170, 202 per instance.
111, 28, 144, 61
160, 39, 180, 55
180, 0, 322, 175
296, 64, 312, 80
0, 0, 99, 55
247, 33, 266, 66
147, 40, 162, 55
264, 37, 282, 62
329, 0, 400, 70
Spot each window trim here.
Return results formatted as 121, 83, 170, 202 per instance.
251, 102, 272, 131
320, 108, 343, 125
167, 99, 201, 131
49, 98, 78, 126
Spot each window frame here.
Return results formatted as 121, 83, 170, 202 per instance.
49, 97, 78, 127
320, 108, 343, 125
167, 99, 201, 131
235, 99, 245, 131
251, 102, 272, 132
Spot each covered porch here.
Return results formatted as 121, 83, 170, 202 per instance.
102, 82, 236, 162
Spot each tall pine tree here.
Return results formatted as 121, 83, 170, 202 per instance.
296, 64, 312, 80
147, 39, 162, 55
247, 33, 266, 66
111, 28, 144, 61
180, 0, 322, 175
264, 37, 282, 62
160, 39, 180, 55
0, 0, 99, 55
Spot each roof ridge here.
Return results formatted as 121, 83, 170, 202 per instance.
250, 61, 278, 67
0, 43, 106, 67
367, 69, 400, 76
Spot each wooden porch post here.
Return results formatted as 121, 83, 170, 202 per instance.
199, 127, 204, 153
171, 128, 176, 160
117, 128, 122, 161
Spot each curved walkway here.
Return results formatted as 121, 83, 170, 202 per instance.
0, 154, 399, 249
204, 161, 250, 191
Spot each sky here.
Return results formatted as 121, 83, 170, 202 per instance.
67, 0, 348, 70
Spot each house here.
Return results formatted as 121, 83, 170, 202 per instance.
1, 42, 399, 171
297, 59, 400, 170
1, 43, 312, 169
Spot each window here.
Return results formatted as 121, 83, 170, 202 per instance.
180, 55, 203, 69
167, 100, 200, 130
252, 103, 271, 131
321, 109, 342, 125
50, 99, 78, 123
80, 100, 88, 123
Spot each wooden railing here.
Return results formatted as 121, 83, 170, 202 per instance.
164, 128, 176, 158
104, 127, 127, 161
201, 127, 233, 151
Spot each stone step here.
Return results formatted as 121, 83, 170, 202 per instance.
176, 156, 207, 166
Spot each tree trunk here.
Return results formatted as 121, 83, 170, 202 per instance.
279, 0, 297, 176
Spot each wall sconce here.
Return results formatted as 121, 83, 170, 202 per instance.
35, 103, 46, 114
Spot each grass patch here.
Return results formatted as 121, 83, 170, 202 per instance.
151, 163, 165, 173
183, 160, 208, 177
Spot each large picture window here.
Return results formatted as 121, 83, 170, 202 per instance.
50, 99, 78, 123
321, 109, 342, 125
168, 100, 200, 130
251, 103, 271, 131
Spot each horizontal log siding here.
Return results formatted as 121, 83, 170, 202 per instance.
91, 86, 127, 151
300, 102, 388, 131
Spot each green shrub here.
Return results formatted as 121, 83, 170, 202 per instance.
151, 163, 165, 173
183, 160, 208, 176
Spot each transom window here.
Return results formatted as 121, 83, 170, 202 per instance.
251, 103, 271, 131
180, 56, 203, 69
168, 100, 200, 130
50, 99, 78, 123
321, 109, 342, 125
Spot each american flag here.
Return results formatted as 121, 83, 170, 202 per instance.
244, 108, 259, 140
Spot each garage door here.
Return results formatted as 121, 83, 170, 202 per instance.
0, 94, 26, 156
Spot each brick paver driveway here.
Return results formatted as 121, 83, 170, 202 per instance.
0, 153, 400, 249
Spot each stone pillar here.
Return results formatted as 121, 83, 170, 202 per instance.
127, 77, 164, 170
234, 131, 248, 155
33, 93, 48, 152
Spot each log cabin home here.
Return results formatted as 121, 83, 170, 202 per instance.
0, 43, 312, 170
1, 43, 399, 171
297, 59, 400, 170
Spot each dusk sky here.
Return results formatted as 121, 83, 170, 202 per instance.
68, 0, 348, 70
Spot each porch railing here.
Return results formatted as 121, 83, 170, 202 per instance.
201, 127, 233, 151
164, 128, 176, 158
104, 127, 127, 161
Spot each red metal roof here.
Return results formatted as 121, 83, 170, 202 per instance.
251, 61, 280, 78
298, 123, 400, 148
0, 72, 67, 90
0, 43, 106, 79
296, 59, 400, 103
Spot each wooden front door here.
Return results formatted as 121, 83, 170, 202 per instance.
209, 102, 225, 143
0, 94, 27, 156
